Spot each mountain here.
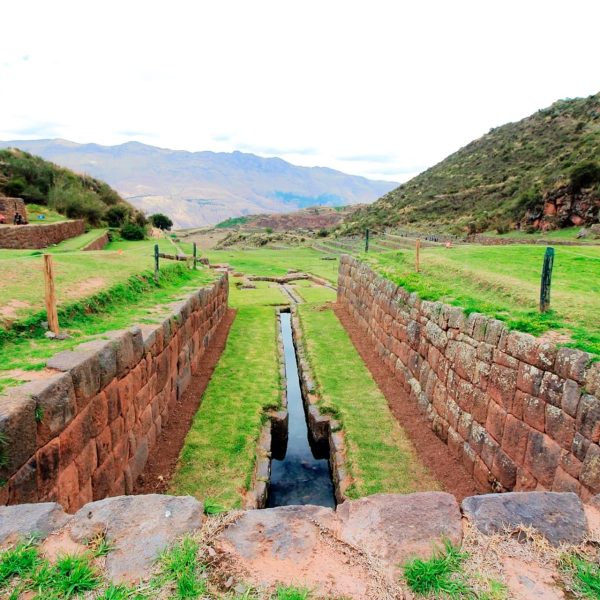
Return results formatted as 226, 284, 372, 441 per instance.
0, 139, 398, 228
344, 93, 600, 234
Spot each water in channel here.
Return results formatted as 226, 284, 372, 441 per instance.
267, 312, 336, 508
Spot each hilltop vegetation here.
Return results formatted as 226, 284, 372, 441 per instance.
345, 93, 600, 234
0, 148, 141, 226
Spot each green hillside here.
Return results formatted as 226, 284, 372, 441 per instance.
345, 93, 600, 234
0, 147, 140, 225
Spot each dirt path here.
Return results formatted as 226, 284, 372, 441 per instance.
333, 303, 478, 501
134, 308, 237, 494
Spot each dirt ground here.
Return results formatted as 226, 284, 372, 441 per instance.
134, 308, 236, 494
333, 303, 478, 500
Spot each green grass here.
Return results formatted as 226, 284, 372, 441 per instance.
229, 279, 289, 307
293, 282, 337, 304
298, 302, 438, 496
403, 540, 474, 598
365, 244, 600, 355
0, 263, 214, 393
204, 247, 339, 282
22, 203, 66, 224
170, 303, 281, 508
157, 536, 206, 599
275, 586, 311, 600
561, 554, 600, 599
0, 237, 176, 323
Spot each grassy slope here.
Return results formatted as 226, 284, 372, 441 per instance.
299, 302, 438, 496
169, 282, 288, 508
365, 245, 600, 355
0, 238, 175, 322
0, 264, 215, 393
346, 92, 600, 232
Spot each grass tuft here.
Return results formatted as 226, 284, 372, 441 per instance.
403, 540, 474, 598
561, 553, 600, 599
275, 586, 311, 599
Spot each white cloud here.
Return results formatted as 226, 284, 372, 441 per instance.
0, 0, 599, 182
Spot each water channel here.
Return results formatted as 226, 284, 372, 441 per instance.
267, 311, 336, 508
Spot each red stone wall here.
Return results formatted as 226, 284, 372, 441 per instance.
338, 255, 600, 500
0, 196, 27, 224
0, 220, 85, 249
82, 231, 109, 251
0, 275, 228, 512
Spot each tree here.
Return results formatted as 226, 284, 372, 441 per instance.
150, 213, 173, 230
120, 222, 146, 240
105, 205, 129, 228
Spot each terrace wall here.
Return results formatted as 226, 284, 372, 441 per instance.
82, 231, 109, 251
0, 274, 228, 512
338, 255, 600, 500
0, 219, 85, 249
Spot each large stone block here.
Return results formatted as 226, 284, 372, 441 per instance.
47, 349, 103, 405
66, 494, 203, 583
461, 492, 587, 545
0, 502, 70, 544
0, 389, 36, 477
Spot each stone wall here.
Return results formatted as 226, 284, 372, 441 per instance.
338, 255, 600, 500
0, 274, 228, 512
82, 231, 109, 251
0, 196, 27, 223
0, 220, 85, 249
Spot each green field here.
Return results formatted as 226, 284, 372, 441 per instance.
170, 282, 286, 508
0, 264, 215, 394
203, 247, 339, 282
365, 244, 600, 355
0, 237, 174, 323
299, 302, 438, 496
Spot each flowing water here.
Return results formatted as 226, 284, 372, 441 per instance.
267, 312, 336, 508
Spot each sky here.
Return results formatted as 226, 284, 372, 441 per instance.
1, 0, 599, 184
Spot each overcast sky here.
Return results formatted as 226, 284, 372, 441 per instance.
1, 0, 599, 183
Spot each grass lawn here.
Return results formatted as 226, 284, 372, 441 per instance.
204, 247, 339, 282
0, 264, 215, 394
298, 302, 438, 497
365, 244, 600, 356
293, 282, 337, 304
169, 303, 282, 509
0, 237, 175, 323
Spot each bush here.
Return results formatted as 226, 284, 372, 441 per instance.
120, 223, 146, 240
133, 211, 148, 228
317, 228, 329, 237
48, 177, 106, 225
150, 213, 173, 230
570, 161, 600, 192
105, 205, 129, 228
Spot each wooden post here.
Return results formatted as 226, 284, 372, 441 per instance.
154, 244, 159, 283
43, 254, 59, 334
540, 247, 555, 312
193, 242, 197, 270
415, 238, 421, 273
365, 228, 369, 253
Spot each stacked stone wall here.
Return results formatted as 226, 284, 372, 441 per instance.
338, 255, 600, 499
0, 220, 85, 249
82, 231, 109, 251
0, 196, 27, 223
0, 274, 228, 512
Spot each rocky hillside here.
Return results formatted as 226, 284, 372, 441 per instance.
0, 139, 397, 228
345, 92, 600, 234
0, 148, 137, 226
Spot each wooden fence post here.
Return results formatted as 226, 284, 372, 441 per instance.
193, 242, 197, 270
540, 247, 555, 312
415, 238, 421, 273
43, 254, 59, 334
365, 228, 369, 253
154, 244, 159, 283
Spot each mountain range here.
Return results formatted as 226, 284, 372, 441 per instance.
0, 139, 397, 228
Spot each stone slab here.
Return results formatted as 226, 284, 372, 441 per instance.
0, 502, 70, 545
462, 491, 587, 545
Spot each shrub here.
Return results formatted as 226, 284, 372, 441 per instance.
570, 160, 600, 192
133, 211, 148, 228
150, 213, 173, 230
120, 223, 146, 240
48, 177, 107, 225
317, 228, 329, 237
105, 205, 130, 228
265, 227, 273, 234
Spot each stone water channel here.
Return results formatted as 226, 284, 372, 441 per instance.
268, 310, 336, 507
